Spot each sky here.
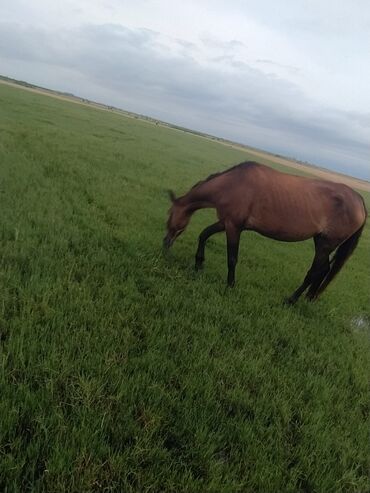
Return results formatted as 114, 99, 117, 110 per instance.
1, 0, 369, 179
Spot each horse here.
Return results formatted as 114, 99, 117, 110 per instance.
163, 161, 367, 304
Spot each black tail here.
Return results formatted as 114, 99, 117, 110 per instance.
315, 222, 366, 298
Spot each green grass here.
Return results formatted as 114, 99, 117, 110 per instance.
0, 83, 369, 493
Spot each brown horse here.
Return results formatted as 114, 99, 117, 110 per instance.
163, 161, 367, 304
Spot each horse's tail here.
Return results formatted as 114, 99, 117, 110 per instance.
316, 222, 366, 297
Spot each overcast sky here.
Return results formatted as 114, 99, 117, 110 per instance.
1, 0, 369, 179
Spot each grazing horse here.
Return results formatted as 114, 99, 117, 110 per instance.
163, 161, 367, 304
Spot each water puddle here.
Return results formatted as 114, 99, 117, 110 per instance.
351, 315, 370, 336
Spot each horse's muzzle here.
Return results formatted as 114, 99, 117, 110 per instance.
163, 235, 173, 250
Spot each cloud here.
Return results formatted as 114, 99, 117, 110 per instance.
0, 20, 368, 179
255, 59, 301, 74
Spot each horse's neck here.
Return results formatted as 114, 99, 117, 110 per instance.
180, 186, 213, 212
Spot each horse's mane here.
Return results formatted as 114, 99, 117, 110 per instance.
191, 161, 259, 190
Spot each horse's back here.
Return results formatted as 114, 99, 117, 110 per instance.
217, 163, 366, 242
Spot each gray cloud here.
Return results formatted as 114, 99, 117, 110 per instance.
255, 59, 301, 74
0, 21, 368, 179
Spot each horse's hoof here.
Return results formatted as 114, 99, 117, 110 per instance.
195, 262, 204, 271
305, 294, 317, 302
283, 296, 296, 306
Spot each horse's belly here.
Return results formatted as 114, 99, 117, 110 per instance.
251, 227, 315, 242
245, 215, 321, 242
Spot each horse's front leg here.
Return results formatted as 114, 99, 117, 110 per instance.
225, 223, 241, 287
195, 221, 224, 270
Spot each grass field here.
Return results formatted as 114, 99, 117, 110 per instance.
0, 83, 369, 492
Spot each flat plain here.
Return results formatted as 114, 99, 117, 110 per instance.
0, 83, 369, 492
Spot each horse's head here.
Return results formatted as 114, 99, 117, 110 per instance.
163, 190, 191, 249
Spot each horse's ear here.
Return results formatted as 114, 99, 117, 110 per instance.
168, 190, 176, 203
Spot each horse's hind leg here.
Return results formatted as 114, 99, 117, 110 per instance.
195, 221, 225, 270
285, 235, 333, 305
304, 260, 331, 302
